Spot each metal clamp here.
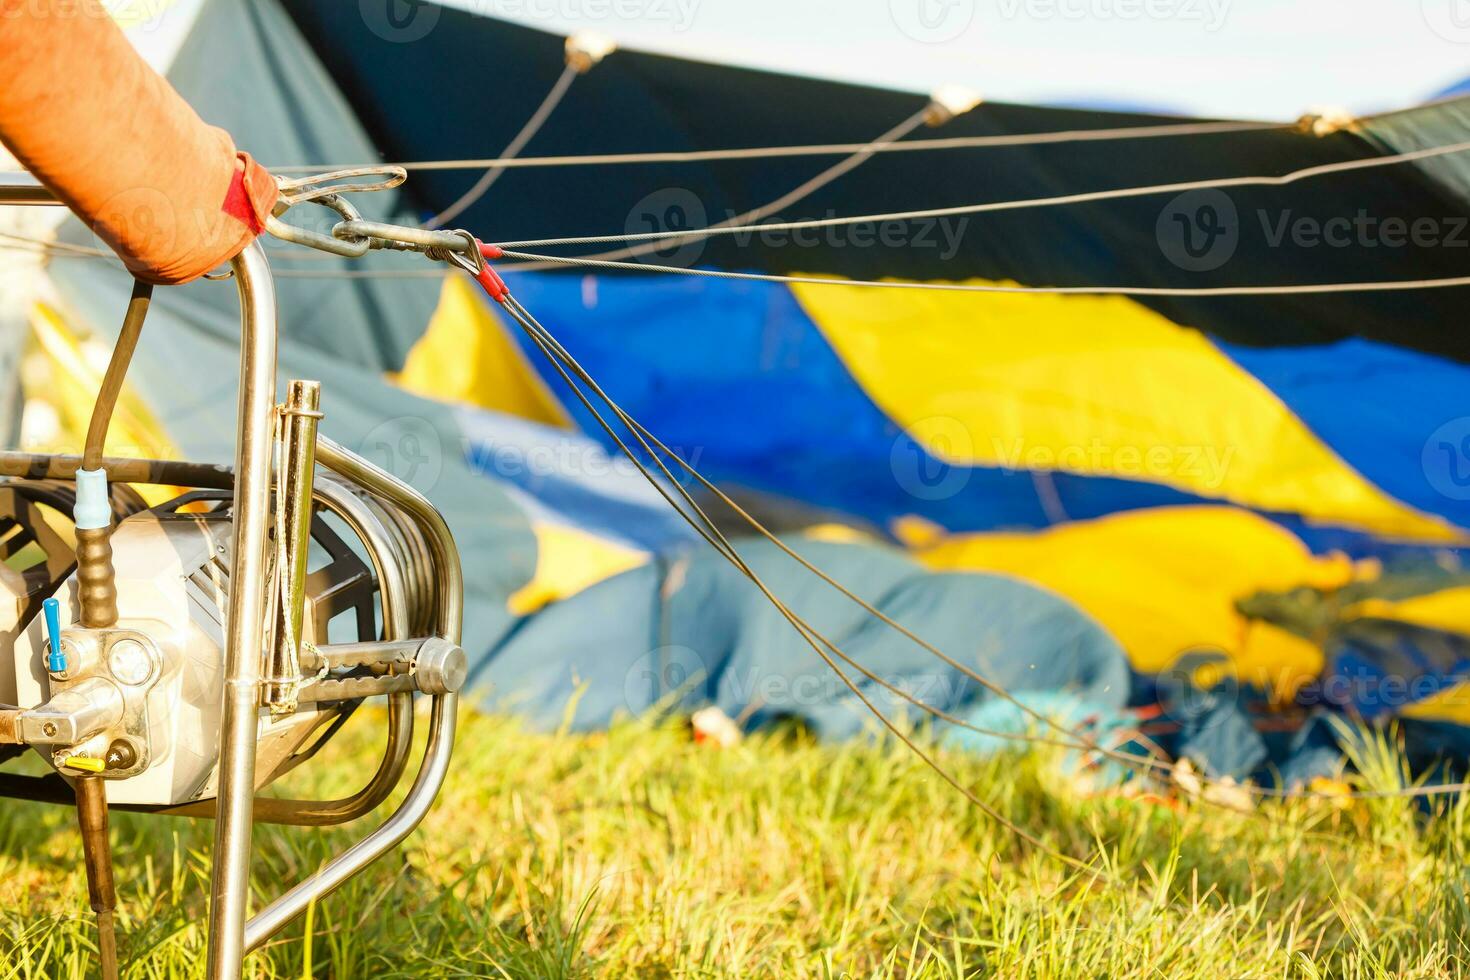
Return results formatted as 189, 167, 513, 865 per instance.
265, 167, 485, 272
266, 166, 483, 270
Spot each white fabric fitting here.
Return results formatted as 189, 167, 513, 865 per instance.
73, 467, 111, 530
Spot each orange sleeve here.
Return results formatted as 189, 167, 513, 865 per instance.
0, 0, 278, 284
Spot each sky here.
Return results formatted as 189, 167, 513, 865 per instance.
430, 0, 1470, 120
119, 0, 1470, 121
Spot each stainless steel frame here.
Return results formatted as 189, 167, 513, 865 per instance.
204, 236, 278, 980
0, 171, 64, 205
241, 437, 463, 954
1, 173, 463, 979
0, 451, 235, 489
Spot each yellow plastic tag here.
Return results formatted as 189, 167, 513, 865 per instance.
61, 756, 105, 773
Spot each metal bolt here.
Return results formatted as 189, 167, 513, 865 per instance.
104, 739, 137, 770
41, 722, 56, 738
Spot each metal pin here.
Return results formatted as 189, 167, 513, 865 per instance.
264, 380, 322, 715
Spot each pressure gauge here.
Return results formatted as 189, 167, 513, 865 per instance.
107, 638, 155, 687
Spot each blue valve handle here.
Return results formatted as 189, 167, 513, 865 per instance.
42, 596, 66, 674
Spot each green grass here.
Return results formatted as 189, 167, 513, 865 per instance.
1, 709, 1468, 978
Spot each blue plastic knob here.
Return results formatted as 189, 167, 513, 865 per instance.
42, 596, 66, 674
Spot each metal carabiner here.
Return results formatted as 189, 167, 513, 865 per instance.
331, 219, 470, 256
265, 193, 371, 259
264, 168, 484, 272
329, 220, 484, 274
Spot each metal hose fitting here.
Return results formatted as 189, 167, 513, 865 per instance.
74, 526, 118, 629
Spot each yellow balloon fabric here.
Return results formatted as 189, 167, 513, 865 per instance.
393, 275, 570, 428
910, 505, 1367, 699
791, 278, 1457, 542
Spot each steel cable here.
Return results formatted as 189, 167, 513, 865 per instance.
424, 63, 580, 230
266, 119, 1284, 174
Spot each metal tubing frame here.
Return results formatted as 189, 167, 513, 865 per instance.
242, 437, 462, 954
0, 171, 64, 205
204, 239, 278, 980
0, 452, 234, 489
3, 172, 463, 976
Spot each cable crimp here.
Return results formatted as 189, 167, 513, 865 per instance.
475, 241, 509, 304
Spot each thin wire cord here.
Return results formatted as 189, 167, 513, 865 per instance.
17, 248, 1470, 298
17, 137, 1470, 296
509, 298, 1141, 762
502, 295, 1181, 782
424, 64, 580, 229
500, 290, 1257, 822
494, 138, 1470, 251
498, 249, 1470, 297
501, 296, 1102, 871
578, 108, 933, 266
266, 119, 1284, 174
500, 291, 1470, 805
0, 233, 111, 257
504, 294, 1394, 834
